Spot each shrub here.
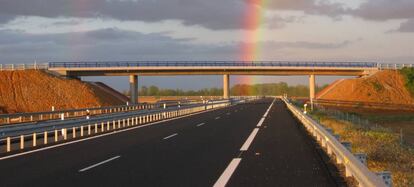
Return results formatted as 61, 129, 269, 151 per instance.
400, 67, 414, 96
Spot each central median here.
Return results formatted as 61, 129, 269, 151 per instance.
0, 98, 259, 157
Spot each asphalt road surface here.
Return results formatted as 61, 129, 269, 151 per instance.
0, 98, 344, 187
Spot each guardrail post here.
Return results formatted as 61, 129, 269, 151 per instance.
95, 123, 98, 133
88, 125, 91, 135
63, 128, 67, 140
113, 120, 116, 129
6, 137, 11, 152
72, 127, 76, 138
101, 122, 104, 132
55, 130, 58, 142
345, 165, 352, 177
33, 133, 37, 147
123, 119, 126, 127
118, 120, 121, 128
127, 118, 130, 126
354, 153, 367, 166
20, 135, 24, 149
327, 143, 333, 155
107, 121, 110, 131
376, 171, 392, 187
44, 131, 48, 145
81, 126, 84, 137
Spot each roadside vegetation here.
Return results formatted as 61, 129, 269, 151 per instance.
400, 67, 414, 96
310, 110, 414, 187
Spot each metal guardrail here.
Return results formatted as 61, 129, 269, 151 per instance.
282, 97, 389, 187
0, 103, 157, 125
0, 100, 205, 125
48, 61, 379, 68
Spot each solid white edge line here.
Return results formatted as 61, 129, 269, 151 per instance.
163, 133, 178, 140
196, 123, 205, 127
240, 128, 260, 151
215, 117, 221, 120
79, 155, 121, 172
213, 158, 242, 187
0, 106, 225, 161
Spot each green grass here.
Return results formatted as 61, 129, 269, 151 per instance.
400, 67, 414, 96
372, 81, 384, 92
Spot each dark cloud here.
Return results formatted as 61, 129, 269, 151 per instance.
264, 0, 346, 17
0, 28, 352, 63
0, 0, 345, 30
394, 19, 414, 32
266, 15, 304, 29
351, 0, 414, 21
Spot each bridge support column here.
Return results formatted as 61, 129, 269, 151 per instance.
129, 75, 138, 104
223, 74, 230, 99
309, 74, 315, 110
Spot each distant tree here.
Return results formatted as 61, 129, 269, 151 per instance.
148, 86, 159, 96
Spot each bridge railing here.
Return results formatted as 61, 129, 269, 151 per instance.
282, 97, 389, 187
0, 63, 48, 71
48, 61, 379, 68
378, 63, 413, 70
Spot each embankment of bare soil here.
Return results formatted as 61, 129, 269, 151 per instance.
0, 70, 125, 114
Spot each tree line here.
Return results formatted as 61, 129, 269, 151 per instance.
123, 82, 327, 97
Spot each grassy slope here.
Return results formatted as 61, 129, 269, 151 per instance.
311, 111, 414, 187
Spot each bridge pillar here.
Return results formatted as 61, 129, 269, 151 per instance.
309, 74, 315, 110
129, 75, 138, 104
223, 74, 230, 99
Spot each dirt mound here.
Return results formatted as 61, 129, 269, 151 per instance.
317, 70, 414, 104
0, 70, 124, 114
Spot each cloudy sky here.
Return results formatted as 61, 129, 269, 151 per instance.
1, 0, 413, 91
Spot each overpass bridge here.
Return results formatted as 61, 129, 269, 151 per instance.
3, 61, 412, 105
46, 61, 384, 105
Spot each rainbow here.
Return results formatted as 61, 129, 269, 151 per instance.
237, 0, 267, 95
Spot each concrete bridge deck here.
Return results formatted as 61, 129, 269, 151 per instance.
48, 61, 378, 76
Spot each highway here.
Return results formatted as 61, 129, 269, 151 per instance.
0, 98, 345, 186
